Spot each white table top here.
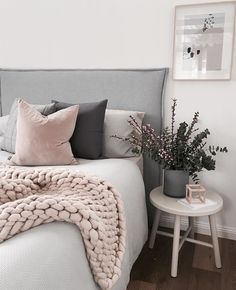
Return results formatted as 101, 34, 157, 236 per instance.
150, 186, 223, 217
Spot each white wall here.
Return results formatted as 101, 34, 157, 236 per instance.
0, 0, 235, 238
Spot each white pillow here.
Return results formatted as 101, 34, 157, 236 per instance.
0, 115, 9, 136
103, 109, 145, 158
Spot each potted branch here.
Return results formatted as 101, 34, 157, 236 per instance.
113, 99, 228, 198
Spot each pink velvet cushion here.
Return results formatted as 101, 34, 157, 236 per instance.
11, 99, 79, 166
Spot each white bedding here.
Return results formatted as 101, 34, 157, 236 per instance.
0, 150, 143, 175
0, 152, 148, 290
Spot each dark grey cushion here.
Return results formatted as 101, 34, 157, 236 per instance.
52, 99, 108, 159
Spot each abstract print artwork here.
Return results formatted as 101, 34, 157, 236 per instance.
173, 2, 235, 80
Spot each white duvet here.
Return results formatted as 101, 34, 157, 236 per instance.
0, 153, 148, 290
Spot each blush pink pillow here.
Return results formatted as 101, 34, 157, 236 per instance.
11, 99, 79, 166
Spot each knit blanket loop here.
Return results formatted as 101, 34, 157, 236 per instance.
0, 166, 126, 290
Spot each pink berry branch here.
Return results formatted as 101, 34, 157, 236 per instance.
112, 99, 228, 183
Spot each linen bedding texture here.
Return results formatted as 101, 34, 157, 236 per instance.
1, 98, 56, 153
103, 109, 145, 158
0, 165, 125, 290
0, 115, 8, 136
11, 99, 79, 166
0, 115, 9, 149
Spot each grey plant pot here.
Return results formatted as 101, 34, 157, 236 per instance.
163, 169, 189, 198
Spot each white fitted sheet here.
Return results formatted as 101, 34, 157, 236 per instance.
0, 152, 148, 290
0, 150, 143, 175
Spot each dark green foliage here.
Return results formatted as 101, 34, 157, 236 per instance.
112, 99, 228, 183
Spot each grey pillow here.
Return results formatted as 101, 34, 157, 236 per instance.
2, 99, 56, 153
52, 99, 108, 159
103, 109, 145, 158
0, 115, 9, 136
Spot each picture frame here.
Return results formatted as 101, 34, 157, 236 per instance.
173, 1, 236, 80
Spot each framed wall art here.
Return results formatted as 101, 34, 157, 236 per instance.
173, 1, 236, 80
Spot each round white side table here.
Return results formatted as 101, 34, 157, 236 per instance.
149, 186, 223, 277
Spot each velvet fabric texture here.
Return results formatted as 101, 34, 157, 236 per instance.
11, 100, 79, 166
52, 100, 108, 159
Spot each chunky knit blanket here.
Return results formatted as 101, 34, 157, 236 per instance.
0, 166, 126, 290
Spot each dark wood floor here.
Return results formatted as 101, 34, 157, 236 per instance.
127, 230, 236, 290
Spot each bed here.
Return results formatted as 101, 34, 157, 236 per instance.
0, 68, 168, 290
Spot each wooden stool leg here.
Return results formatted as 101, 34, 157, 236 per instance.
171, 215, 181, 277
209, 215, 222, 268
189, 217, 195, 238
149, 209, 161, 249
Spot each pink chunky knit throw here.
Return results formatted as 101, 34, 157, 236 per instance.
0, 166, 126, 290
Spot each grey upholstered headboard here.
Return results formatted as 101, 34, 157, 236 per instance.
0, 68, 168, 198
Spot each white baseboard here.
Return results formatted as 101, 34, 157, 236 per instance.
159, 214, 236, 241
